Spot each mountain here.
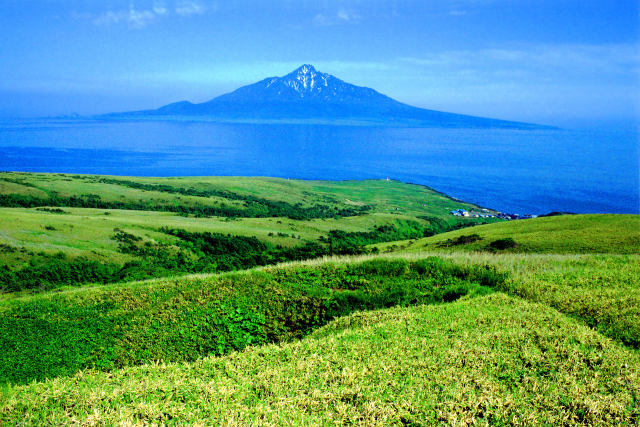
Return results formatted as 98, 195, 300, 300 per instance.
108, 64, 548, 128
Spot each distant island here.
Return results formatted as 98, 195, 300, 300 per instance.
104, 64, 551, 129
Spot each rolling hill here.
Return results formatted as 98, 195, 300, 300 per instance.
375, 214, 640, 254
0, 172, 498, 293
0, 173, 637, 425
1, 253, 638, 424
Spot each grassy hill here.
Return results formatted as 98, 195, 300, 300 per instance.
375, 214, 640, 254
0, 257, 505, 384
0, 172, 638, 424
0, 172, 487, 220
0, 251, 638, 381
1, 291, 637, 425
0, 172, 498, 292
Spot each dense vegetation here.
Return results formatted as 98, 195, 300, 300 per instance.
0, 173, 637, 424
0, 256, 121, 292
1, 229, 324, 292
0, 172, 496, 293
1, 293, 637, 425
1, 218, 483, 293
321, 218, 483, 254
0, 257, 505, 385
416, 251, 640, 350
0, 190, 369, 220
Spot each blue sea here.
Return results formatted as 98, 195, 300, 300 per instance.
0, 118, 637, 215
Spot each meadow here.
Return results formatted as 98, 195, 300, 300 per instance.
0, 172, 637, 425
0, 172, 495, 292
0, 257, 505, 385
1, 274, 637, 425
376, 213, 640, 254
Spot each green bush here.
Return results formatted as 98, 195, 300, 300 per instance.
1, 220, 478, 293
0, 258, 121, 292
0, 258, 507, 385
438, 233, 483, 247
487, 238, 518, 251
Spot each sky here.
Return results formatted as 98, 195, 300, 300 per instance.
0, 0, 638, 127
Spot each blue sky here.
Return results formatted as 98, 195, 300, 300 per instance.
0, 0, 638, 126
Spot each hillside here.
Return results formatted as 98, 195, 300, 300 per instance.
1, 264, 638, 424
108, 65, 548, 129
376, 214, 640, 254
1, 173, 638, 424
0, 257, 507, 384
0, 172, 498, 292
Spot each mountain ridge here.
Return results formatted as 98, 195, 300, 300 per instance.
107, 64, 552, 129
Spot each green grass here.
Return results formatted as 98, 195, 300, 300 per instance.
376, 214, 640, 254
0, 173, 497, 292
0, 257, 503, 385
0, 172, 490, 219
303, 251, 640, 349
1, 293, 637, 425
1, 173, 638, 424
433, 251, 640, 348
0, 208, 440, 263
1, 250, 638, 384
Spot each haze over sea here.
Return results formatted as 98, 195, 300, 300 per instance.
1, 118, 637, 215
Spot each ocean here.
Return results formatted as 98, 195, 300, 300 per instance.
0, 118, 637, 215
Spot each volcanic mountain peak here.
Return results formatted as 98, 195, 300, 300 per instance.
279, 64, 330, 95
111, 64, 550, 129
255, 64, 347, 100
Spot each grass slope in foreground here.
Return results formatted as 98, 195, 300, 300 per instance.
1, 293, 638, 425
0, 257, 504, 385
414, 251, 640, 349
375, 214, 640, 347
376, 214, 640, 254
1, 251, 638, 383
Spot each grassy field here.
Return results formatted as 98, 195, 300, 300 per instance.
0, 250, 638, 380
402, 251, 640, 348
0, 172, 489, 219
1, 172, 638, 424
0, 207, 397, 263
1, 292, 637, 425
0, 173, 498, 292
0, 257, 504, 384
376, 214, 640, 254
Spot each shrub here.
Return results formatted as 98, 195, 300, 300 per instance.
0, 258, 507, 385
487, 238, 518, 251
438, 234, 483, 247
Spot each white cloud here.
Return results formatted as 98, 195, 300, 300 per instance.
89, 6, 158, 29
336, 9, 350, 21
74, 1, 214, 29
127, 8, 157, 29
398, 44, 639, 81
92, 11, 125, 27
153, 1, 169, 15
175, 1, 207, 17
313, 8, 360, 26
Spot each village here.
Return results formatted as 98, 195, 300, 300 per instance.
449, 208, 537, 220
